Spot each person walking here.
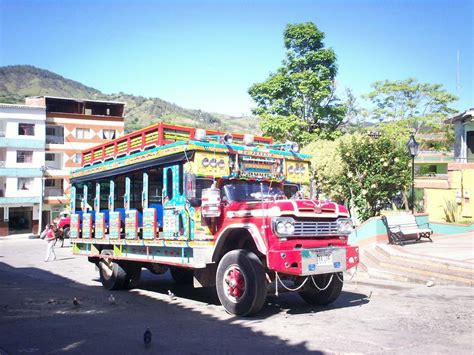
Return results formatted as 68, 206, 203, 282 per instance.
43, 223, 57, 262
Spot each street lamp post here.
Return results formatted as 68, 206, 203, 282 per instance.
406, 135, 419, 214
38, 165, 47, 235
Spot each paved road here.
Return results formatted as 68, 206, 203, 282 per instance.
0, 238, 473, 354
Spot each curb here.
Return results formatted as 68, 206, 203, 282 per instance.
0, 234, 38, 241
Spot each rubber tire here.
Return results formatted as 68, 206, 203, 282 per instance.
170, 266, 194, 284
63, 227, 70, 239
298, 272, 343, 306
99, 250, 127, 290
216, 249, 267, 316
123, 264, 142, 289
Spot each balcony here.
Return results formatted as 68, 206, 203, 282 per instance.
0, 196, 41, 205
415, 150, 454, 164
415, 173, 449, 180
46, 135, 64, 144
44, 188, 64, 197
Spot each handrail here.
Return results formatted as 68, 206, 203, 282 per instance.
80, 122, 273, 167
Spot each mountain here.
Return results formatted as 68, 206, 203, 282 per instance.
0, 65, 259, 134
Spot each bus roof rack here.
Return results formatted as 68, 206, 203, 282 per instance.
80, 122, 272, 167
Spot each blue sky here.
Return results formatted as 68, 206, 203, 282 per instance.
0, 0, 472, 116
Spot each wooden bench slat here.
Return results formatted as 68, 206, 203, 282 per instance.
381, 214, 433, 245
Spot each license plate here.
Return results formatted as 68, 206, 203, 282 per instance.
316, 253, 333, 266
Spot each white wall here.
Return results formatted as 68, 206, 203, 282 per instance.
5, 148, 45, 168
4, 176, 42, 198
0, 106, 46, 139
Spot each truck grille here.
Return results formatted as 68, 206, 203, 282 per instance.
293, 221, 339, 237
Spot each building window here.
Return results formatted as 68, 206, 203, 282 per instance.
45, 153, 56, 162
102, 129, 116, 140
18, 177, 33, 190
46, 125, 65, 144
76, 128, 90, 139
18, 123, 35, 136
45, 179, 55, 187
46, 126, 55, 136
73, 153, 82, 164
17, 151, 33, 163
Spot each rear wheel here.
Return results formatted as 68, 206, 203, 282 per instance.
99, 250, 127, 290
170, 266, 194, 284
298, 272, 343, 306
216, 249, 267, 316
123, 264, 142, 289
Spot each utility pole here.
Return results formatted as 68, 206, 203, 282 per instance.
456, 50, 461, 95
37, 165, 46, 235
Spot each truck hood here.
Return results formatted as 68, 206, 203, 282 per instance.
225, 199, 349, 218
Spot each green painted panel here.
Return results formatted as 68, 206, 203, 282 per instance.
0, 196, 40, 205
0, 168, 44, 177
0, 137, 44, 149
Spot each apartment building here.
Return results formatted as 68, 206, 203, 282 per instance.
25, 96, 125, 225
0, 103, 46, 236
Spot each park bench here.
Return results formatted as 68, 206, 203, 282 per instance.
381, 214, 433, 246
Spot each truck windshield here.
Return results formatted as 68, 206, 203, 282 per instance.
222, 180, 286, 202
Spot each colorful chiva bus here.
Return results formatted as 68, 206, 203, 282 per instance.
70, 123, 359, 316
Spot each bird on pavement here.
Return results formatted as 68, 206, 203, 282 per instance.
144, 328, 152, 347
73, 297, 81, 307
108, 294, 116, 304
168, 290, 176, 300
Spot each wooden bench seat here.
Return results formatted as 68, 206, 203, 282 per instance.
381, 214, 433, 246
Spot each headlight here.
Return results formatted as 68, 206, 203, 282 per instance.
337, 218, 353, 234
272, 217, 295, 237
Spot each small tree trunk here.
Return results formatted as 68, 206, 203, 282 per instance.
402, 189, 409, 212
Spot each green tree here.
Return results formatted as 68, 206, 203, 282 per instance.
301, 138, 345, 201
338, 133, 411, 221
303, 132, 412, 222
366, 78, 458, 134
248, 22, 345, 145
340, 88, 371, 133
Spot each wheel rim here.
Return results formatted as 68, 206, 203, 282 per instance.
223, 265, 246, 303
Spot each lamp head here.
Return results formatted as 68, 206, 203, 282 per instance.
407, 135, 419, 157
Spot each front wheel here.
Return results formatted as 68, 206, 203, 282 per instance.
216, 249, 267, 316
123, 264, 142, 289
298, 272, 343, 306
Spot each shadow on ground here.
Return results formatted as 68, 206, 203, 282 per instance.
0, 262, 335, 354
136, 269, 370, 319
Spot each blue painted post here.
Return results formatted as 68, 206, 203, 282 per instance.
108, 181, 115, 211
70, 186, 76, 212
125, 177, 130, 211
142, 172, 148, 209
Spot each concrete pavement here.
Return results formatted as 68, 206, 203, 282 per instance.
401, 232, 474, 263
0, 237, 473, 354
